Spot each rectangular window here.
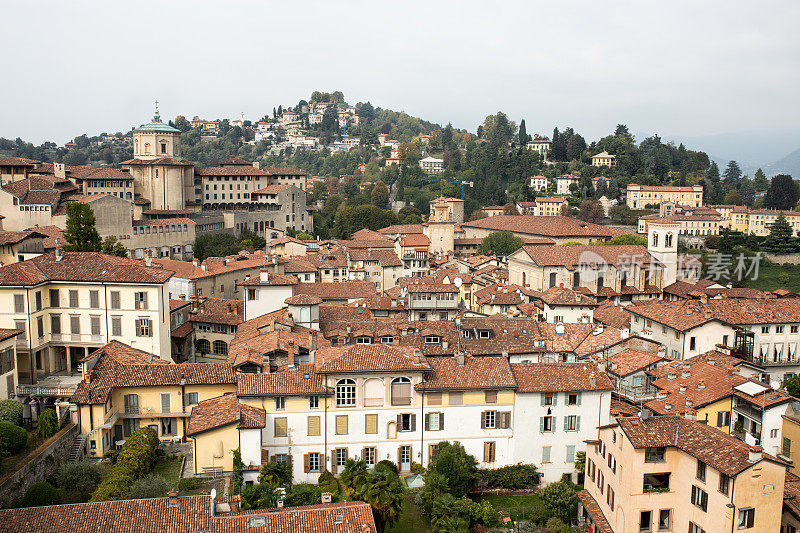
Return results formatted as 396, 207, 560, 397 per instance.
696, 460, 706, 482
657, 509, 670, 531
691, 485, 708, 512
398, 413, 414, 431
70, 315, 80, 335
449, 391, 463, 405
365, 414, 378, 434
275, 397, 286, 411
50, 314, 61, 335
135, 318, 152, 337
541, 416, 554, 432
135, 291, 148, 310
485, 390, 498, 404
363, 447, 376, 467
35, 291, 42, 311
483, 441, 496, 463
645, 447, 665, 463
274, 417, 288, 437
716, 410, 731, 427
566, 445, 575, 463
160, 393, 171, 413
427, 392, 442, 406
307, 415, 320, 436
718, 472, 730, 495
306, 452, 321, 473
69, 289, 79, 308
607, 485, 615, 511
542, 446, 551, 463
185, 392, 199, 405
542, 393, 554, 406
90, 315, 101, 337
110, 291, 120, 309
309, 396, 319, 409
14, 294, 24, 313
427, 412, 443, 431
482, 410, 496, 429
111, 316, 122, 337
639, 510, 651, 532
49, 289, 60, 308
89, 290, 99, 308
737, 508, 755, 529
335, 415, 348, 435
36, 316, 43, 338
565, 415, 579, 431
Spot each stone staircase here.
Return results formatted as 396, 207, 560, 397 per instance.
68, 434, 87, 463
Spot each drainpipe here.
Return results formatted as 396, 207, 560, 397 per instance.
728, 478, 736, 533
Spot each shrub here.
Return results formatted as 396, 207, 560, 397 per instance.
37, 409, 59, 440
258, 461, 292, 487
19, 482, 61, 508
317, 470, 339, 495
478, 463, 539, 490
0, 399, 23, 426
241, 482, 280, 510
539, 480, 579, 523
376, 460, 398, 475
232, 448, 244, 495
545, 517, 571, 533
0, 421, 28, 454
284, 482, 333, 507
130, 474, 171, 499
410, 462, 425, 475
179, 477, 202, 492
56, 460, 103, 500
90, 427, 159, 502
425, 441, 478, 498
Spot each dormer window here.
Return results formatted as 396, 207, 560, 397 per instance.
424, 336, 440, 344
355, 336, 372, 345
478, 330, 491, 339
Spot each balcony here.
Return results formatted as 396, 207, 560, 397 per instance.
16, 372, 83, 398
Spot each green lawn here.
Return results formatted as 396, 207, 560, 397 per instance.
152, 458, 182, 488
740, 261, 800, 293
385, 494, 431, 533
473, 493, 547, 523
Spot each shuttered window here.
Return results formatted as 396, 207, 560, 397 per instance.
390, 378, 411, 406
110, 291, 120, 309
90, 290, 99, 308
90, 316, 101, 336
308, 416, 320, 436
111, 316, 122, 337
483, 441, 496, 463
427, 392, 442, 406
485, 390, 498, 404
274, 417, 288, 437
69, 290, 79, 308
14, 294, 24, 313
449, 392, 463, 405
335, 415, 348, 435
161, 393, 171, 413
365, 414, 378, 434
70, 315, 80, 335
49, 289, 60, 308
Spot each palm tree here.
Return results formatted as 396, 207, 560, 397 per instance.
359, 469, 404, 533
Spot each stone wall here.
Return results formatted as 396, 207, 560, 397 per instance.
765, 253, 800, 265
0, 423, 77, 508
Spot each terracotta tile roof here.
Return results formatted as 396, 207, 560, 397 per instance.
284, 257, 318, 273
592, 301, 632, 329
616, 415, 785, 477
0, 229, 46, 246
607, 348, 666, 377
286, 294, 323, 305
529, 286, 598, 307
171, 321, 194, 339
0, 252, 173, 286
239, 272, 298, 286
262, 166, 307, 176
316, 344, 431, 373
195, 165, 272, 176
170, 299, 192, 311
576, 490, 613, 533
308, 248, 349, 269
628, 184, 701, 192
784, 472, 800, 519
631, 298, 800, 329
510, 362, 612, 392
211, 501, 376, 533
379, 224, 424, 235
190, 297, 244, 326
237, 364, 331, 397
71, 342, 235, 405
253, 184, 292, 195
0, 494, 213, 533
294, 282, 377, 300
462, 215, 625, 238
398, 234, 431, 247
518, 244, 655, 269
417, 356, 516, 391
0, 156, 39, 166
26, 225, 64, 250
610, 398, 640, 417
2, 177, 63, 205
153, 254, 284, 281
647, 358, 748, 412
268, 236, 307, 246
0, 328, 23, 342
346, 248, 402, 267
406, 283, 459, 294
453, 238, 483, 245
186, 393, 265, 436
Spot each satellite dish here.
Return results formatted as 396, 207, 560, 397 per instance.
453, 277, 463, 288
771, 381, 781, 391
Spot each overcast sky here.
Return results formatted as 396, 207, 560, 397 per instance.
3, 0, 799, 157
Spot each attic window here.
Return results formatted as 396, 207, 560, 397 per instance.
478, 330, 491, 339
249, 517, 266, 527
334, 513, 343, 524
424, 336, 441, 344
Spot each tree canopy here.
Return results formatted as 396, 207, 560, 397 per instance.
477, 231, 524, 257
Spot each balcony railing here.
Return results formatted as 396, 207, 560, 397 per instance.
17, 383, 78, 397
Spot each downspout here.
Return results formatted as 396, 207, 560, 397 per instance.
729, 477, 736, 533
25, 287, 34, 386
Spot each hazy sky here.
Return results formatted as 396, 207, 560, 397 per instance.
3, 1, 800, 151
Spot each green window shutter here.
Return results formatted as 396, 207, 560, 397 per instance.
539, 417, 544, 433
542, 446, 551, 463
576, 416, 581, 432
540, 393, 545, 406
577, 392, 582, 405
552, 393, 558, 406
564, 416, 569, 431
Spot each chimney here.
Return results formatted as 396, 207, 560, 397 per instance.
288, 340, 296, 369
201, 262, 208, 272
210, 488, 217, 517
260, 269, 269, 284
456, 353, 465, 366
55, 239, 63, 261
168, 489, 179, 507
192, 258, 200, 267
86, 370, 94, 383
321, 492, 332, 504
144, 248, 152, 267
413, 349, 421, 365
748, 445, 763, 463
679, 385, 687, 393
589, 372, 597, 388
697, 379, 706, 390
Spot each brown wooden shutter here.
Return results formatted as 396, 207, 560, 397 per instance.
396, 414, 402, 427
270, 454, 276, 462
361, 447, 367, 461
397, 447, 402, 467
411, 414, 416, 432
304, 454, 310, 473
332, 450, 336, 472
439, 412, 444, 430
483, 442, 490, 462
261, 449, 269, 464
424, 413, 430, 431
288, 454, 293, 466
480, 411, 486, 429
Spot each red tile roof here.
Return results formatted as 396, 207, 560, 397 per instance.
285, 294, 323, 305
186, 393, 265, 436
398, 234, 430, 247
510, 362, 612, 392
0, 230, 47, 246
190, 297, 244, 326
294, 282, 377, 300
463, 215, 625, 238
316, 344, 431, 374
0, 328, 23, 342
237, 364, 330, 397
417, 356, 516, 391
518, 244, 655, 269
607, 348, 666, 377
0, 252, 174, 286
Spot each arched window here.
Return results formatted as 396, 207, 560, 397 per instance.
391, 377, 411, 406
144, 142, 151, 154
364, 378, 384, 407
652, 232, 659, 247
336, 379, 356, 407
521, 272, 527, 287
212, 340, 228, 355
665, 233, 673, 248
195, 339, 211, 354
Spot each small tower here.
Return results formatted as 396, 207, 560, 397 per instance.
132, 102, 182, 160
647, 221, 679, 288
